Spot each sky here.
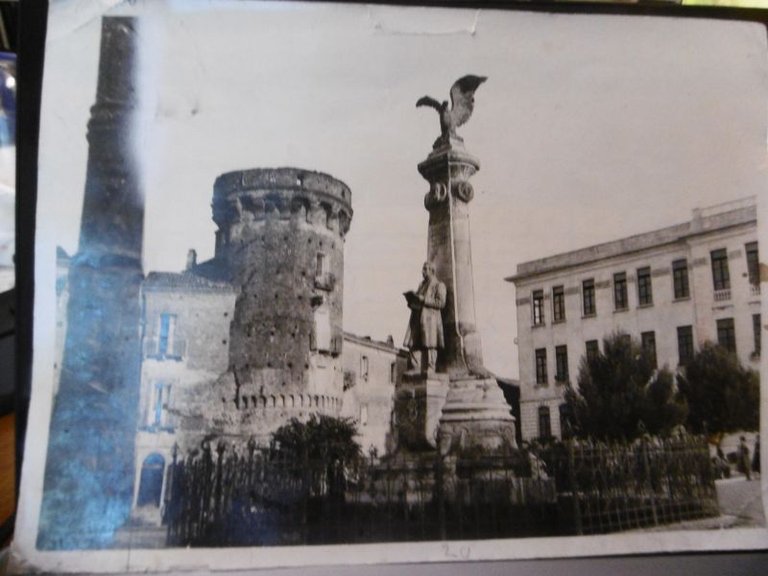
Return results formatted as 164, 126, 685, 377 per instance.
36, 0, 768, 379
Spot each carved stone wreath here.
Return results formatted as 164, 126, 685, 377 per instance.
424, 181, 448, 210
452, 181, 474, 203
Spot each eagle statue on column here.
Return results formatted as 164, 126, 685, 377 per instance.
417, 75, 487, 148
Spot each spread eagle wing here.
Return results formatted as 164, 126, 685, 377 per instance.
416, 95, 443, 110
449, 75, 487, 128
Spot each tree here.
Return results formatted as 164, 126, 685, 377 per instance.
271, 414, 362, 461
563, 333, 687, 440
270, 414, 362, 497
677, 342, 759, 434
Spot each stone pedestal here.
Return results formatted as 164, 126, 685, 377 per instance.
394, 372, 449, 450
438, 376, 517, 453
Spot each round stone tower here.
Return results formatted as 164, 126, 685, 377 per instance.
211, 168, 352, 435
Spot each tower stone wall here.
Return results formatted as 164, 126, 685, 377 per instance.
211, 168, 353, 434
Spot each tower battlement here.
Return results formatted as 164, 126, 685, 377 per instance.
212, 168, 352, 245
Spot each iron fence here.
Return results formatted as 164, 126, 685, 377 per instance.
532, 434, 718, 534
163, 434, 717, 546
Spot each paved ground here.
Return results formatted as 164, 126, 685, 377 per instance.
715, 474, 765, 528
630, 474, 764, 533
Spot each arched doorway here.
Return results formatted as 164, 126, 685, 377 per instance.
137, 453, 165, 507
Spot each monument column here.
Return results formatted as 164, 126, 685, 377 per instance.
419, 146, 483, 375
397, 76, 516, 454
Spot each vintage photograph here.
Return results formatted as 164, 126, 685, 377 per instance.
13, 0, 768, 571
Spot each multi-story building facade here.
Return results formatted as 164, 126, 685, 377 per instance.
340, 333, 409, 455
507, 198, 760, 441
131, 267, 237, 521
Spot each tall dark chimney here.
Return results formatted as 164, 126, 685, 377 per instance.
78, 17, 143, 262
38, 17, 145, 549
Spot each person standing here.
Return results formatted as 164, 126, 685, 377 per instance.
752, 435, 761, 477
739, 436, 752, 481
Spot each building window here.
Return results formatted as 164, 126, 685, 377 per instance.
711, 249, 730, 291
552, 286, 565, 323
585, 340, 599, 362
535, 348, 548, 385
753, 314, 761, 357
390, 361, 397, 383
717, 318, 736, 353
559, 404, 573, 439
619, 333, 632, 348
582, 279, 595, 316
613, 272, 628, 311
343, 371, 356, 391
672, 259, 689, 299
532, 289, 545, 326
360, 355, 369, 381
637, 267, 653, 306
158, 313, 177, 357
677, 326, 694, 366
538, 406, 552, 439
555, 345, 569, 383
641, 331, 657, 369
746, 242, 759, 287
314, 252, 334, 290
313, 303, 332, 352
152, 382, 171, 428
316, 252, 327, 276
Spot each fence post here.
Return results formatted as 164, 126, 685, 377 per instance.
436, 453, 446, 540
302, 453, 310, 544
214, 440, 226, 525
200, 441, 213, 538
642, 437, 658, 527
165, 442, 178, 545
567, 440, 582, 535
246, 438, 256, 490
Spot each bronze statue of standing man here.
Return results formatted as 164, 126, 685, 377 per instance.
404, 262, 447, 373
